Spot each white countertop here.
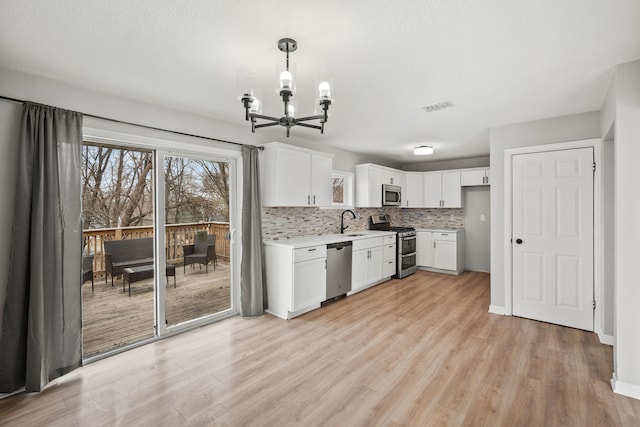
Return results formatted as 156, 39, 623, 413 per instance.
264, 230, 396, 249
415, 228, 464, 233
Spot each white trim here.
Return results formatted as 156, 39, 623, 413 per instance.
503, 139, 603, 335
488, 305, 506, 315
598, 332, 614, 346
611, 374, 640, 400
83, 126, 242, 160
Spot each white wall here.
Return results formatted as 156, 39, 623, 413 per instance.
403, 156, 490, 172
463, 187, 490, 272
601, 59, 640, 397
0, 101, 21, 332
488, 111, 601, 309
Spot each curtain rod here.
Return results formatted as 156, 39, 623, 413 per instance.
0, 94, 263, 149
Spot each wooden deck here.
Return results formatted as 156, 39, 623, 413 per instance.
82, 261, 231, 357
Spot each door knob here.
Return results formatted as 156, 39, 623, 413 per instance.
515, 238, 523, 244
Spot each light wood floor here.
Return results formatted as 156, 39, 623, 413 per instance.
2, 270, 639, 426
82, 262, 231, 357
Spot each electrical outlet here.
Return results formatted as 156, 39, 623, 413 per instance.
480, 214, 486, 222
449, 214, 454, 220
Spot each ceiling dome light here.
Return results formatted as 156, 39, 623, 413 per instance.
414, 145, 434, 155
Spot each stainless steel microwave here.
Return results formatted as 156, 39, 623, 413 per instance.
382, 184, 401, 206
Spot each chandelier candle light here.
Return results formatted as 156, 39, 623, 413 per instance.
238, 38, 334, 137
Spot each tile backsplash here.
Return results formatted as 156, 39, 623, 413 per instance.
262, 207, 464, 239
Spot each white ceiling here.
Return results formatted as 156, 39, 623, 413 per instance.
1, 0, 639, 163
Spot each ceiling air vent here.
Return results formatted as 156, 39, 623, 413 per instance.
421, 101, 454, 113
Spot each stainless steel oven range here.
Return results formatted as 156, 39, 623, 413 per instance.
368, 214, 417, 279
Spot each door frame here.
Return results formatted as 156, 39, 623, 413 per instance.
503, 138, 604, 335
82, 126, 243, 360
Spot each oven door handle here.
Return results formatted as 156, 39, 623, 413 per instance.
401, 252, 417, 258
401, 235, 416, 241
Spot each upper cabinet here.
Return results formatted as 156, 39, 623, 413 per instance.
354, 164, 404, 207
260, 142, 333, 207
424, 171, 462, 208
404, 172, 424, 208
461, 168, 490, 186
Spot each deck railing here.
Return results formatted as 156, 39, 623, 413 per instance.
83, 222, 230, 276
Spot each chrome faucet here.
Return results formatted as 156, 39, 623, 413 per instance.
340, 209, 357, 234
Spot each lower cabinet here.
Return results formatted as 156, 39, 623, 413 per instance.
351, 237, 384, 292
293, 257, 327, 312
416, 230, 464, 275
382, 235, 397, 278
265, 244, 327, 319
417, 231, 433, 267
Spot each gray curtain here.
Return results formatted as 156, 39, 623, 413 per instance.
240, 145, 267, 316
0, 103, 83, 393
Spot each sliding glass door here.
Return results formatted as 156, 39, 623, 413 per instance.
81, 143, 156, 358
81, 138, 238, 359
161, 154, 234, 327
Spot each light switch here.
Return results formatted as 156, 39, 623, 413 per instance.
480, 214, 486, 222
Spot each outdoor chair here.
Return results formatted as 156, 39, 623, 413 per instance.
183, 233, 217, 274
82, 255, 95, 292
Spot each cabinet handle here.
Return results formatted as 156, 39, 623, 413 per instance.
307, 195, 310, 205
434, 242, 436, 249
313, 195, 316, 205
308, 248, 317, 251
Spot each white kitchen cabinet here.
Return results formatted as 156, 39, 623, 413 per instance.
293, 257, 326, 312
416, 230, 464, 274
423, 171, 462, 208
382, 169, 403, 187
382, 234, 397, 277
461, 168, 490, 186
416, 231, 433, 267
265, 244, 327, 319
351, 236, 384, 291
260, 142, 334, 207
404, 172, 424, 208
354, 163, 404, 207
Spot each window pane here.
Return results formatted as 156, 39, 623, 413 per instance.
333, 177, 344, 204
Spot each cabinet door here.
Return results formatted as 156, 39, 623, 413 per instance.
383, 259, 396, 277
269, 147, 311, 206
461, 169, 486, 186
293, 258, 326, 311
366, 246, 383, 284
404, 173, 424, 208
433, 241, 456, 271
423, 172, 442, 208
441, 172, 462, 208
417, 231, 433, 267
368, 167, 383, 208
311, 154, 333, 206
382, 170, 402, 186
352, 249, 369, 290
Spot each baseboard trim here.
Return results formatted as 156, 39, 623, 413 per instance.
611, 374, 640, 400
488, 305, 506, 315
597, 332, 614, 346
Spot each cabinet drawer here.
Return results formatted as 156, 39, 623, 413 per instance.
294, 245, 327, 262
383, 244, 396, 261
353, 237, 383, 251
383, 234, 396, 244
433, 232, 457, 242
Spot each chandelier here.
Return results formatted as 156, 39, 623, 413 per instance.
237, 38, 334, 137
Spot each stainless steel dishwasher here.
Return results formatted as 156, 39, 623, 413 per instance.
325, 241, 353, 300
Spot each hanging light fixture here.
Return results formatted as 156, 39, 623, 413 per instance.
414, 145, 434, 155
237, 38, 334, 137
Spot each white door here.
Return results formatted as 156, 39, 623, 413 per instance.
512, 148, 594, 331
417, 231, 433, 267
310, 154, 332, 206
433, 241, 456, 271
